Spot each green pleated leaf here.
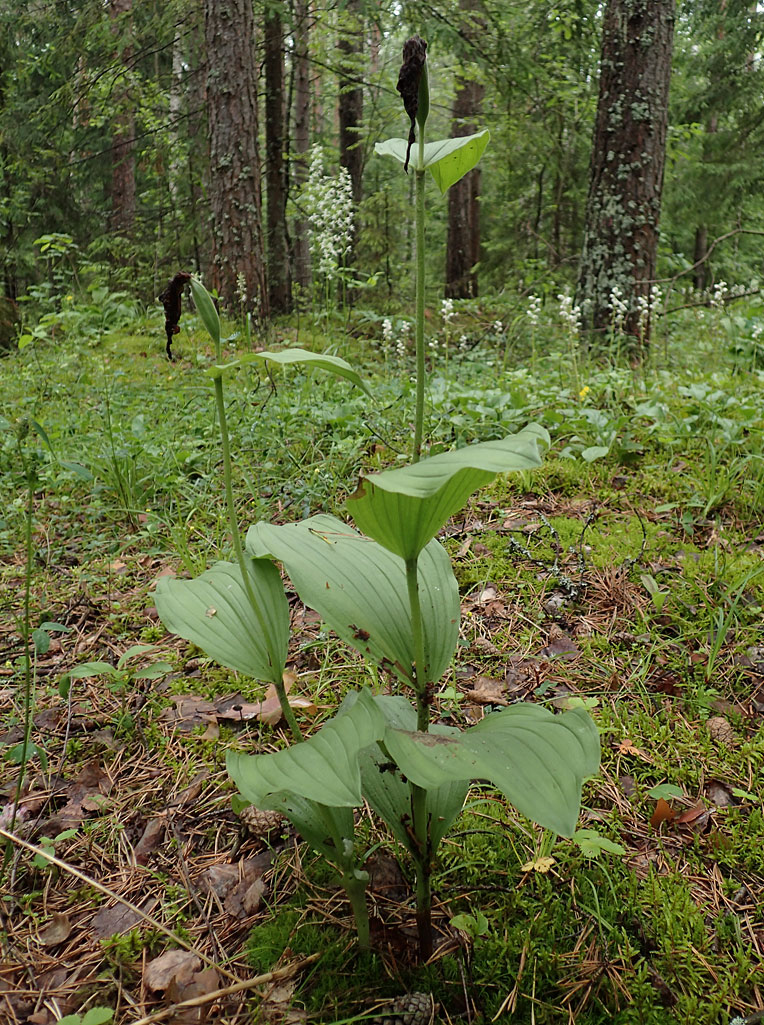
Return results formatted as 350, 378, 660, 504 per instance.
384, 705, 600, 837
260, 793, 356, 864
348, 424, 550, 560
155, 557, 289, 685
226, 689, 386, 808
375, 138, 414, 165
375, 130, 489, 194
349, 694, 468, 852
206, 348, 370, 395
190, 278, 220, 349
423, 130, 490, 194
247, 514, 459, 686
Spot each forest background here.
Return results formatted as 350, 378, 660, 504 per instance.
3, 2, 764, 1025
2, 0, 763, 328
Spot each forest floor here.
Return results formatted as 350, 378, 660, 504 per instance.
1, 301, 763, 1025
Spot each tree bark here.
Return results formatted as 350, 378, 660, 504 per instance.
576, 0, 674, 348
337, 0, 364, 210
204, 0, 268, 318
264, 7, 290, 312
445, 73, 484, 299
109, 0, 136, 238
292, 0, 312, 294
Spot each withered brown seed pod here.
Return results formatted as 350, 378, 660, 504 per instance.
396, 35, 427, 172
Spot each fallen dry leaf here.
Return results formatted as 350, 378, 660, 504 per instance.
650, 798, 676, 829
259, 979, 306, 1025
540, 628, 580, 660
134, 817, 166, 865
616, 739, 652, 761
521, 855, 556, 873
471, 636, 500, 655
705, 780, 736, 809
676, 802, 711, 832
465, 676, 508, 705
91, 898, 157, 939
167, 966, 220, 1024
37, 912, 72, 947
144, 949, 201, 993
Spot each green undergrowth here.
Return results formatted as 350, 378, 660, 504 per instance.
3, 300, 764, 1024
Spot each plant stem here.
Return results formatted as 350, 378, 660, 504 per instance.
3, 433, 35, 877
341, 869, 371, 950
404, 557, 429, 731
413, 132, 426, 463
405, 555, 433, 959
213, 376, 302, 742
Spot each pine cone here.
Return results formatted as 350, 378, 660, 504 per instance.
707, 716, 735, 747
239, 806, 286, 840
374, 992, 434, 1025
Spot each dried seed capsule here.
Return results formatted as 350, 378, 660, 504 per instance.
396, 35, 428, 172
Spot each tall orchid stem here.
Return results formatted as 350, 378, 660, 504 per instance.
213, 375, 302, 742
413, 130, 426, 463
405, 555, 433, 959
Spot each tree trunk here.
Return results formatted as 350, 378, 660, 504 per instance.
337, 0, 364, 211
109, 0, 136, 238
693, 225, 708, 291
576, 0, 674, 349
264, 8, 290, 312
445, 74, 484, 299
292, 0, 312, 294
204, 0, 268, 318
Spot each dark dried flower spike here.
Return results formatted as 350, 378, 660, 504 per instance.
396, 35, 427, 173
158, 271, 192, 361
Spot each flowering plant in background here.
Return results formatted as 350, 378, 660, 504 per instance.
558, 293, 582, 336
302, 145, 355, 285
527, 295, 542, 326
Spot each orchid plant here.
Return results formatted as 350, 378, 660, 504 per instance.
153, 37, 599, 961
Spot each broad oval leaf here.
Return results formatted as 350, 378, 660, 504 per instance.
384, 704, 600, 837
375, 129, 489, 193
375, 137, 413, 166
190, 278, 220, 349
260, 793, 356, 864
247, 514, 459, 686
206, 348, 370, 395
345, 693, 468, 852
423, 130, 490, 194
348, 424, 550, 560
155, 557, 289, 685
226, 689, 386, 807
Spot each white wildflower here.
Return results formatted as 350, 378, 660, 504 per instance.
301, 145, 354, 280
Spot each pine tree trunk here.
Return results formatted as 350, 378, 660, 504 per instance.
338, 0, 364, 210
292, 0, 312, 294
264, 8, 290, 312
445, 75, 484, 299
109, 0, 136, 239
204, 0, 268, 318
576, 0, 674, 349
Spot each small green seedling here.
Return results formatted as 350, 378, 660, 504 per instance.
571, 828, 626, 859
55, 1008, 113, 1025
450, 910, 489, 939
32, 828, 79, 870
59, 644, 173, 699
640, 573, 669, 614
